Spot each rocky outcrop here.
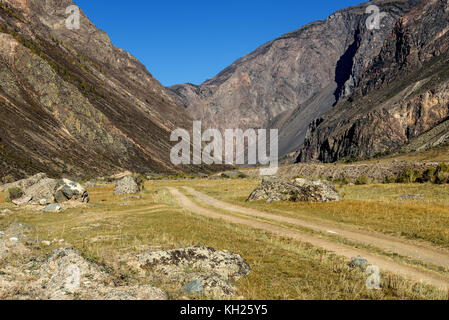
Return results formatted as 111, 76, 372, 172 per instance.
245, 160, 441, 182
38, 248, 167, 300
137, 246, 251, 298
247, 177, 340, 203
0, 0, 194, 180
54, 179, 89, 203
114, 176, 140, 195
296, 0, 449, 162
3, 174, 88, 206
170, 1, 418, 157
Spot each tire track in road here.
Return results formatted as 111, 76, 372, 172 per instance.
168, 187, 449, 291
184, 186, 449, 271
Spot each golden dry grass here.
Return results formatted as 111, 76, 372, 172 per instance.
174, 180, 449, 248
0, 181, 447, 300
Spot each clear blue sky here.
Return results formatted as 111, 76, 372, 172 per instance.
74, 0, 365, 87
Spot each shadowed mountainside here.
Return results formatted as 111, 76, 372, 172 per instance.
170, 0, 420, 159
297, 0, 449, 163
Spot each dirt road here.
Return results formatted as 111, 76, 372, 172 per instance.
183, 187, 449, 270
168, 187, 449, 290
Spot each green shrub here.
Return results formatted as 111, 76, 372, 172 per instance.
333, 176, 353, 186
355, 175, 369, 185
419, 168, 436, 183
6, 187, 24, 202
396, 169, 421, 184
435, 171, 449, 184
434, 163, 449, 184
134, 174, 147, 191
383, 176, 396, 184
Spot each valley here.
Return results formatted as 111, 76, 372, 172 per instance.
1, 174, 449, 300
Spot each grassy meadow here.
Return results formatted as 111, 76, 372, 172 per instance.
0, 179, 448, 300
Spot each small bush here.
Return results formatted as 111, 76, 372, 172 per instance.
333, 176, 353, 186
134, 174, 147, 191
435, 171, 449, 184
419, 168, 436, 183
434, 163, 449, 184
6, 187, 23, 202
355, 175, 369, 185
383, 176, 396, 184
396, 169, 421, 184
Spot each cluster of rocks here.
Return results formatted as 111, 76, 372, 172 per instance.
247, 177, 341, 203
1, 173, 89, 212
0, 222, 251, 300
37, 248, 166, 300
137, 246, 251, 298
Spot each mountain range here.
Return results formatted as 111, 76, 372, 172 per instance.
1, 0, 449, 180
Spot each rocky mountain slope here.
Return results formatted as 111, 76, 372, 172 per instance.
169, 0, 419, 153
297, 0, 449, 163
0, 0, 195, 180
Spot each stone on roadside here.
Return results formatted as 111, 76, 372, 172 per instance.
349, 256, 369, 269
247, 177, 340, 203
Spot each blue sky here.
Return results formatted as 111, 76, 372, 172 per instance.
74, 0, 365, 86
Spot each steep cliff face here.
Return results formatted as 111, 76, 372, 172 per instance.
170, 0, 418, 142
0, 0, 194, 179
297, 0, 449, 163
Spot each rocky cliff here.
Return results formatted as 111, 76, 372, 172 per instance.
0, 0, 195, 180
297, 0, 449, 163
170, 0, 419, 156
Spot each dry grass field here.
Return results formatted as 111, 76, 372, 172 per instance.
1, 179, 449, 300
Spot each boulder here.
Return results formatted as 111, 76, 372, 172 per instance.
182, 280, 204, 295
0, 173, 47, 193
349, 256, 369, 269
54, 179, 89, 203
247, 177, 341, 203
137, 246, 250, 298
114, 176, 140, 195
24, 178, 58, 204
137, 246, 250, 281
38, 248, 167, 300
12, 196, 32, 206
42, 203, 62, 213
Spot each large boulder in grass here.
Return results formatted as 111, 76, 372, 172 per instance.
53, 179, 89, 203
114, 176, 140, 195
24, 178, 58, 204
247, 177, 340, 203
137, 246, 250, 298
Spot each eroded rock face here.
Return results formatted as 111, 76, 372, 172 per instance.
296, 0, 449, 162
137, 246, 251, 298
0, 0, 194, 179
170, 1, 417, 155
114, 176, 140, 195
247, 177, 340, 203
